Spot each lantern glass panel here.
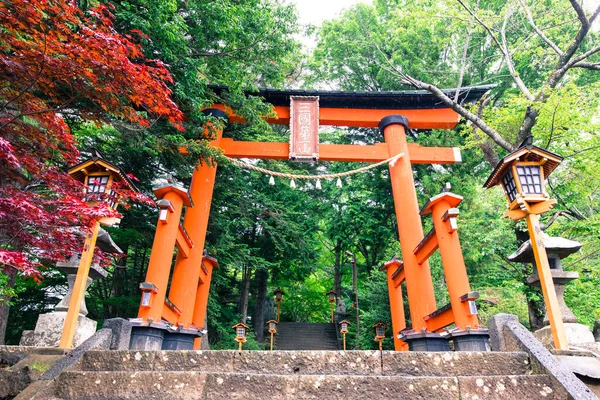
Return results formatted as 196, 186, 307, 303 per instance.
87, 175, 109, 194
108, 189, 118, 209
516, 165, 543, 195
275, 291, 282, 301
237, 327, 245, 337
376, 326, 385, 337
328, 293, 335, 302
501, 170, 518, 202
342, 323, 347, 331
269, 322, 275, 330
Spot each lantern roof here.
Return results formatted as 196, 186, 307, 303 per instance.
483, 140, 563, 189
327, 289, 337, 296
274, 288, 284, 294
338, 320, 351, 326
371, 321, 388, 329
508, 236, 582, 263
266, 319, 278, 325
232, 322, 249, 329
68, 148, 138, 192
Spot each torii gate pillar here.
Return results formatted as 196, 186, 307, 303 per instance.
381, 116, 437, 336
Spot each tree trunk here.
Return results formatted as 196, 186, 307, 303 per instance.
333, 240, 342, 298
253, 268, 268, 343
0, 266, 17, 345
239, 266, 252, 323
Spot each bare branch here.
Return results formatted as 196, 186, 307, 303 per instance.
501, 6, 535, 100
456, 0, 534, 100
569, 0, 589, 26
572, 61, 600, 70
455, 0, 479, 102
517, 4, 600, 142
456, 0, 503, 50
517, 0, 563, 56
567, 45, 600, 67
401, 74, 514, 151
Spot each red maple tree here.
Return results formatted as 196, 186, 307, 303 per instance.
0, 1, 184, 274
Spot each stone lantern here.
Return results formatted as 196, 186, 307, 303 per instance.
508, 236, 596, 348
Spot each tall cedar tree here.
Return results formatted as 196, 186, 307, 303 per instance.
0, 1, 183, 275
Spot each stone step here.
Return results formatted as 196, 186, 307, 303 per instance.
52, 371, 557, 400
275, 322, 339, 351
77, 350, 532, 377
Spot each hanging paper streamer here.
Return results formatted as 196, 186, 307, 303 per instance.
269, 176, 275, 185
290, 179, 296, 189
315, 179, 322, 190
336, 177, 343, 188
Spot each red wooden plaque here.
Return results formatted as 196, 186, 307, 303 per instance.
289, 96, 319, 162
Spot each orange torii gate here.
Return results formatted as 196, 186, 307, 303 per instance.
130, 87, 492, 351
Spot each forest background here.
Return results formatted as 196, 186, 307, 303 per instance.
1, 0, 600, 350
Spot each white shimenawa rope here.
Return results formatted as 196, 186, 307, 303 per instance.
224, 152, 404, 185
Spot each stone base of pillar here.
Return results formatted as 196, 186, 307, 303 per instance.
162, 328, 202, 350
19, 312, 96, 347
129, 322, 203, 350
400, 331, 450, 352
534, 323, 595, 349
129, 326, 166, 350
449, 329, 490, 351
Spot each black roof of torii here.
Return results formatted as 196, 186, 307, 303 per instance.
209, 85, 495, 110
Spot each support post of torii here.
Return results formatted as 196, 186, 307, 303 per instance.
380, 116, 437, 335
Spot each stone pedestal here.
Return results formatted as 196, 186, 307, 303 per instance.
20, 312, 97, 347
535, 323, 596, 349
19, 256, 108, 347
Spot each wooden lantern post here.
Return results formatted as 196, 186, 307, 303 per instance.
274, 288, 284, 323
338, 320, 350, 351
59, 149, 137, 349
233, 322, 249, 351
327, 290, 337, 324
484, 139, 567, 350
267, 319, 278, 351
372, 321, 387, 351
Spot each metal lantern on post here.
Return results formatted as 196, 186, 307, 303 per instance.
232, 322, 249, 351
326, 289, 337, 324
483, 139, 568, 350
338, 320, 350, 351
372, 321, 387, 351
274, 288, 284, 322
266, 319, 278, 351
59, 149, 137, 349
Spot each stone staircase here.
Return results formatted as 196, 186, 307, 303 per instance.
275, 322, 339, 350
24, 350, 563, 399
